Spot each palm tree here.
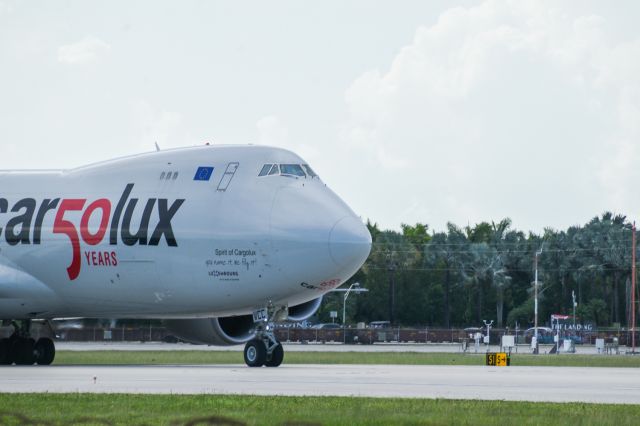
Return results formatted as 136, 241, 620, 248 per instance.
585, 213, 631, 325
425, 223, 466, 328
460, 242, 497, 324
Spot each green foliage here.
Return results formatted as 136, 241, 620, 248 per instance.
577, 298, 608, 325
506, 299, 534, 327
2, 393, 639, 426
350, 213, 637, 328
401, 222, 431, 248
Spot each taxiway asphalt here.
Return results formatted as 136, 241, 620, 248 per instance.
1, 364, 638, 404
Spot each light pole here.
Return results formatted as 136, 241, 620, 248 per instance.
534, 244, 544, 354
572, 290, 577, 329
632, 222, 637, 354
343, 282, 360, 326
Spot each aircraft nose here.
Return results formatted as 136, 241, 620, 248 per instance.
329, 216, 372, 270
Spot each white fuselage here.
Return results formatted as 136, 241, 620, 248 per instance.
0, 145, 371, 320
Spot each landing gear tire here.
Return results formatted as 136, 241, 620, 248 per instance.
247, 305, 288, 367
13, 338, 36, 365
0, 338, 12, 365
35, 338, 56, 365
244, 339, 267, 367
265, 342, 284, 367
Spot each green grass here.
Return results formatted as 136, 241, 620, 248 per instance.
55, 350, 640, 368
0, 393, 638, 425
6, 352, 639, 424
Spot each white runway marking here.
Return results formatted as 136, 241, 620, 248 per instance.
1, 364, 639, 404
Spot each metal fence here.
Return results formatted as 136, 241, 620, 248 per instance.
57, 327, 168, 342
55, 326, 640, 346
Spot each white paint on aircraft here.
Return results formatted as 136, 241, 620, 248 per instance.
0, 145, 371, 320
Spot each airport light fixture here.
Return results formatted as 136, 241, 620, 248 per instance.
330, 284, 369, 325
343, 282, 360, 325
483, 320, 493, 348
333, 282, 369, 325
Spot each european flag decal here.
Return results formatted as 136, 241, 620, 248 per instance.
194, 166, 214, 181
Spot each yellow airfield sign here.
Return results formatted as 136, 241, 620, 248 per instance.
486, 352, 510, 366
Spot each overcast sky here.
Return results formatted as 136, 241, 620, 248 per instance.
1, 0, 640, 234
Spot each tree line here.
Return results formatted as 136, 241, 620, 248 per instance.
318, 213, 640, 329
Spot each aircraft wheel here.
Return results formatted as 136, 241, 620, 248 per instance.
35, 338, 56, 365
0, 338, 12, 365
13, 338, 36, 365
265, 342, 284, 367
244, 339, 266, 367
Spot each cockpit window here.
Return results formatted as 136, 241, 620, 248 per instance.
302, 164, 317, 178
280, 164, 306, 177
259, 164, 272, 176
268, 164, 280, 175
258, 162, 320, 179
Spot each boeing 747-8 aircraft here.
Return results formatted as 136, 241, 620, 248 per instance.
0, 145, 371, 367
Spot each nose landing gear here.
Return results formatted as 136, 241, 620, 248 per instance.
243, 339, 266, 367
243, 306, 285, 367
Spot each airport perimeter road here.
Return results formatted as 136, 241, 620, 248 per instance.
1, 365, 639, 404
57, 342, 607, 354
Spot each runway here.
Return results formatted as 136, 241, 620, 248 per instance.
1, 364, 639, 404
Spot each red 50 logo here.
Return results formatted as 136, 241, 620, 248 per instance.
53, 199, 111, 280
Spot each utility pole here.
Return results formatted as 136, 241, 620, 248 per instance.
388, 262, 397, 325
632, 222, 636, 354
534, 244, 544, 355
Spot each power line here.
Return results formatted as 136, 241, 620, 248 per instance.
372, 237, 635, 248
364, 266, 631, 273
370, 247, 634, 255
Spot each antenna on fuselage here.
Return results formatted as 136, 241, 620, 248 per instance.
155, 142, 161, 151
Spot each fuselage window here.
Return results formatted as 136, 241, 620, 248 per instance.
302, 164, 317, 178
280, 164, 306, 177
268, 164, 280, 175
259, 164, 272, 176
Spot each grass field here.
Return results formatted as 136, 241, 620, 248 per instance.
1, 393, 639, 425
55, 350, 640, 367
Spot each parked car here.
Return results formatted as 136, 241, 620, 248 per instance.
311, 323, 341, 329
